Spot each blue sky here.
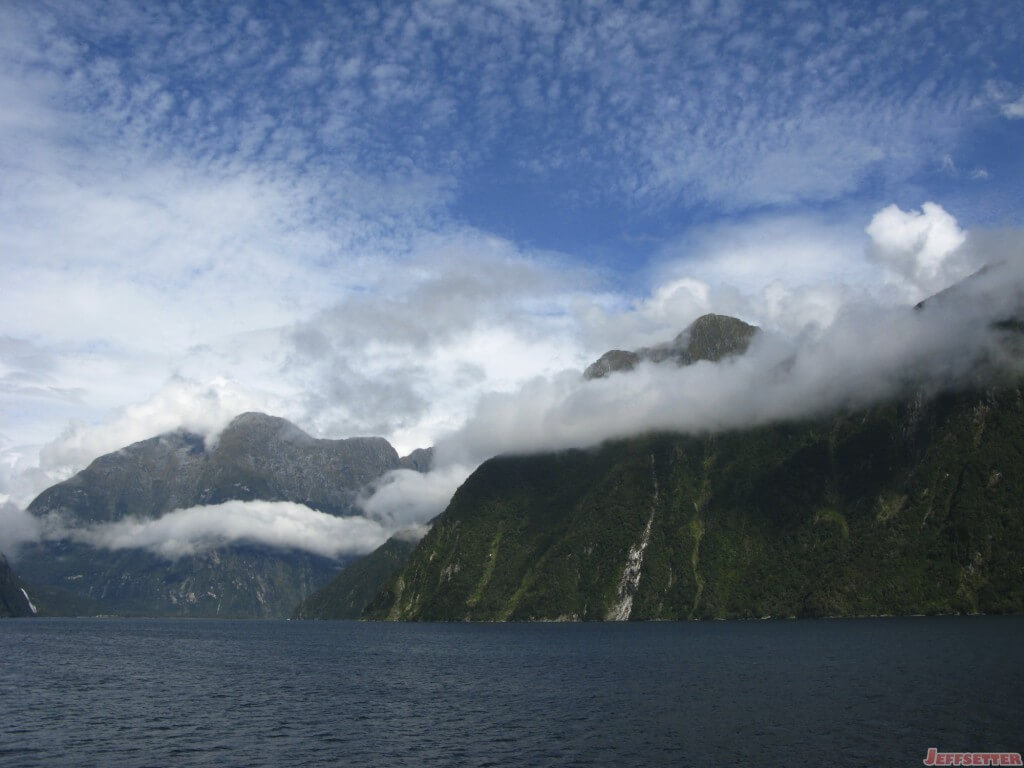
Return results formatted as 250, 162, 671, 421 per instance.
1, 0, 1023, 509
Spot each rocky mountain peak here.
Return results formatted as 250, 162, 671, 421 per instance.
19, 412, 421, 618
674, 313, 759, 363
584, 313, 758, 380
222, 411, 314, 444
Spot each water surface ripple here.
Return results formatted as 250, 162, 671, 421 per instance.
1, 617, 1020, 767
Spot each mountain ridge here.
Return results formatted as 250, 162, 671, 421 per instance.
584, 313, 758, 379
18, 412, 427, 618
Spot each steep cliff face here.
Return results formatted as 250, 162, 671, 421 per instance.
19, 413, 410, 617
367, 386, 1024, 621
0, 555, 37, 618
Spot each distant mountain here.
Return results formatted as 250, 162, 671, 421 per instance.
367, 310, 1024, 621
0, 554, 37, 618
398, 447, 434, 473
293, 534, 418, 619
29, 412, 400, 523
584, 313, 757, 379
18, 413, 423, 618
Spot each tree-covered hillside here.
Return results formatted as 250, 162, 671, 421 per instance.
367, 386, 1024, 621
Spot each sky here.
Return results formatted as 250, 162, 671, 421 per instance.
2, 0, 1023, 557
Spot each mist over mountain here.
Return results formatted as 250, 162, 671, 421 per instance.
30, 411, 399, 523
368, 338, 1024, 621
348, 266, 1024, 621
12, 260, 1024, 621
15, 413, 429, 617
351, 259, 1024, 531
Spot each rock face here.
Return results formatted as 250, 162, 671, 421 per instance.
584, 314, 758, 379
29, 412, 400, 523
293, 535, 418, 619
19, 413, 411, 618
0, 555, 37, 618
398, 447, 434, 473
367, 386, 1024, 621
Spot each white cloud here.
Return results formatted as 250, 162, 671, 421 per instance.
2, 201, 996, 508
44, 500, 390, 560
432, 256, 1024, 468
866, 202, 975, 301
37, 377, 282, 478
0, 501, 41, 558
1002, 95, 1024, 119
3, 1, 1014, 217
358, 464, 473, 530
8, 198, 1022, 561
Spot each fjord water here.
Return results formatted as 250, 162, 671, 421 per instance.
1, 618, 1021, 767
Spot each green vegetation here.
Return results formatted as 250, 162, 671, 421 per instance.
367, 386, 1024, 621
293, 536, 416, 619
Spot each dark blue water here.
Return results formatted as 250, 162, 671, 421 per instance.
1, 617, 1021, 767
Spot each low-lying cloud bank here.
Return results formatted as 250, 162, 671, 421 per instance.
358, 464, 474, 530
38, 501, 393, 560
436, 259, 1023, 467
0, 501, 41, 558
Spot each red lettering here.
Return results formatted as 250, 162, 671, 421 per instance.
926, 748, 939, 766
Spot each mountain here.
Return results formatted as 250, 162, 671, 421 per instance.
17, 413, 419, 618
293, 534, 418, 619
398, 447, 434, 472
368, 387, 1024, 621
0, 554, 105, 617
28, 412, 399, 523
0, 554, 38, 617
584, 313, 757, 379
366, 311, 1024, 621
